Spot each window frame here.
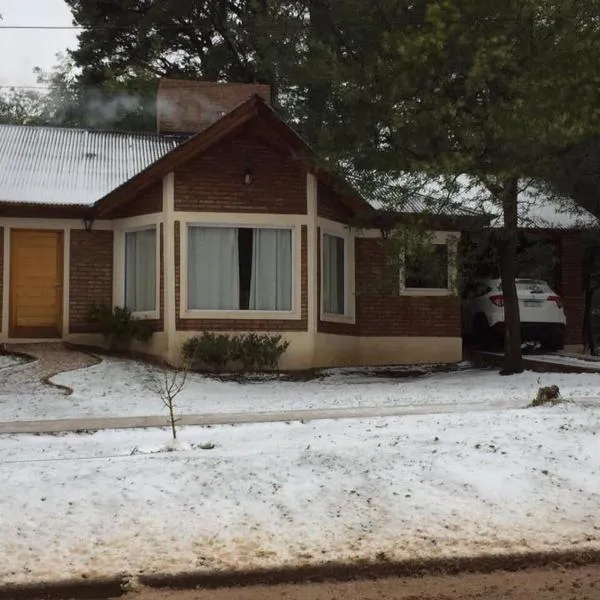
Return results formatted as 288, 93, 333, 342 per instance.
320, 224, 355, 323
121, 224, 160, 320
181, 221, 301, 320
399, 232, 459, 297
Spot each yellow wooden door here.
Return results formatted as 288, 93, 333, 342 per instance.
10, 230, 63, 338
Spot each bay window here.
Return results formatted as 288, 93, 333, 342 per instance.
187, 226, 293, 311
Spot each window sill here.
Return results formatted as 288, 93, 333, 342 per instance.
131, 310, 160, 320
321, 313, 356, 324
181, 309, 302, 320
400, 288, 454, 297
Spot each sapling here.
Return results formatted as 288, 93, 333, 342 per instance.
145, 361, 189, 440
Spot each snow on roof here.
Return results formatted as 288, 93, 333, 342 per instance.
458, 179, 598, 229
0, 124, 184, 206
361, 175, 598, 229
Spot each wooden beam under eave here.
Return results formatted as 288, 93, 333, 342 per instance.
0, 202, 89, 219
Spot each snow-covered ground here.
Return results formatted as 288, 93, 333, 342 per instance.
0, 354, 27, 370
1, 403, 599, 585
0, 354, 598, 422
528, 354, 600, 369
39, 358, 600, 419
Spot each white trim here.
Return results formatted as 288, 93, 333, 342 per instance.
116, 225, 161, 320
112, 213, 163, 230
61, 228, 70, 338
399, 231, 460, 297
320, 223, 356, 324
180, 219, 302, 320
175, 211, 309, 227
163, 173, 176, 358
307, 173, 318, 334
1, 228, 9, 339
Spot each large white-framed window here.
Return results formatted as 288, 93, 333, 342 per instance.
182, 222, 301, 319
320, 223, 355, 322
399, 232, 459, 296
123, 225, 160, 318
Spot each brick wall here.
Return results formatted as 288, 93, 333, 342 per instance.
109, 182, 162, 218
355, 238, 460, 337
557, 232, 583, 345
69, 230, 114, 333
174, 134, 307, 214
175, 222, 308, 331
317, 181, 354, 224
157, 79, 271, 134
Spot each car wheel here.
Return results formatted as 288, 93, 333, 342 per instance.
541, 336, 565, 352
473, 314, 492, 349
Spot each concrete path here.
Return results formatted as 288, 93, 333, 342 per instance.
0, 398, 589, 435
4, 342, 99, 380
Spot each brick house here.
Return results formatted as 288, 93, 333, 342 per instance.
0, 80, 585, 367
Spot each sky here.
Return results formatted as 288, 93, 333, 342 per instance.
0, 0, 78, 88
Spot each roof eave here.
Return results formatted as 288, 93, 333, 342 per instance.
367, 209, 491, 232
0, 201, 91, 219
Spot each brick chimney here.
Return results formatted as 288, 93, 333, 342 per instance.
156, 79, 272, 134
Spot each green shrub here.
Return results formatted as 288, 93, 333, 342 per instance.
236, 333, 290, 370
181, 332, 290, 371
182, 332, 235, 371
89, 305, 153, 350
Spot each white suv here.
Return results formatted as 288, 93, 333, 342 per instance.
462, 278, 566, 350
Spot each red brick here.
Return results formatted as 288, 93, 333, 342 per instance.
355, 238, 460, 337
174, 133, 307, 214
157, 80, 271, 133
69, 230, 114, 333
109, 182, 162, 218
317, 181, 354, 224
556, 232, 583, 345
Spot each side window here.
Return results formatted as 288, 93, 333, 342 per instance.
323, 233, 346, 315
124, 228, 157, 313
404, 243, 449, 290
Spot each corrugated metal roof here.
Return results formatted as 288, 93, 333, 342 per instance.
0, 124, 184, 206
359, 175, 598, 229
366, 187, 487, 218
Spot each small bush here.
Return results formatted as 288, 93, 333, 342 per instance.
530, 385, 563, 407
236, 333, 290, 370
182, 332, 235, 371
182, 332, 290, 372
89, 305, 153, 350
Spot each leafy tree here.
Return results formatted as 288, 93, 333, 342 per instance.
304, 0, 600, 373
0, 89, 47, 125
63, 1, 334, 138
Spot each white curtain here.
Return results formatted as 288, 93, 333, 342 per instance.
249, 229, 292, 311
323, 234, 345, 315
188, 227, 239, 309
125, 228, 156, 312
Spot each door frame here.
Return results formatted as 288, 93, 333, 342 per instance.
9, 228, 64, 339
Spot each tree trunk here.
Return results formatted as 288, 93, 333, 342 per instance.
168, 402, 177, 440
499, 177, 523, 375
582, 246, 598, 355
584, 284, 595, 354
